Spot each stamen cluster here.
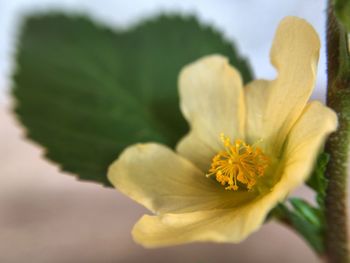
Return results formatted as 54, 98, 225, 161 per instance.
207, 134, 269, 191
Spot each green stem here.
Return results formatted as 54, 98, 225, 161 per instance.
325, 1, 350, 262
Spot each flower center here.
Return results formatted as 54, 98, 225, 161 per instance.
206, 133, 269, 191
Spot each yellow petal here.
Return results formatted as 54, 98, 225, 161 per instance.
244, 79, 269, 151
245, 17, 320, 156
176, 55, 245, 172
282, 101, 337, 188
108, 143, 254, 214
132, 101, 337, 247
132, 205, 265, 248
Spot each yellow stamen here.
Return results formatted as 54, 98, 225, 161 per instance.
206, 133, 269, 191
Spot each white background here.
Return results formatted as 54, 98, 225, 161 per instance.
0, 0, 327, 102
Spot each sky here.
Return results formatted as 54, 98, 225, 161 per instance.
0, 0, 327, 103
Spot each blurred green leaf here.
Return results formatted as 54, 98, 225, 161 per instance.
12, 13, 253, 186
274, 203, 324, 254
334, 0, 350, 32
272, 153, 331, 254
289, 198, 322, 227
307, 153, 329, 208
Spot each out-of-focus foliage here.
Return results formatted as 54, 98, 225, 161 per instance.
273, 153, 330, 254
307, 153, 329, 209
275, 201, 324, 254
12, 13, 253, 186
334, 0, 350, 32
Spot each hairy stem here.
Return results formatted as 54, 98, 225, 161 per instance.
325, 1, 350, 262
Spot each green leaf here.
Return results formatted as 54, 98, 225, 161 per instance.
272, 154, 331, 255
334, 0, 350, 32
12, 13, 253, 186
307, 153, 329, 208
274, 203, 324, 254
289, 198, 322, 227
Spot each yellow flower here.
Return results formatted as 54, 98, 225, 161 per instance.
108, 17, 337, 247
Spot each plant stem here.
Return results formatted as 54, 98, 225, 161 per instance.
325, 1, 350, 262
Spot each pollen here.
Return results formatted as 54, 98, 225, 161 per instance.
206, 133, 269, 191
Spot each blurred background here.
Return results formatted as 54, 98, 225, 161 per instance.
0, 1, 345, 262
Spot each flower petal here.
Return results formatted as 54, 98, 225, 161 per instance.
132, 205, 265, 248
108, 143, 254, 214
244, 79, 269, 149
132, 102, 337, 247
245, 17, 320, 156
176, 55, 245, 172
282, 101, 337, 188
